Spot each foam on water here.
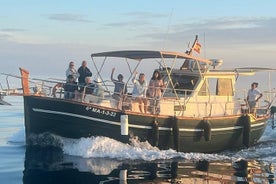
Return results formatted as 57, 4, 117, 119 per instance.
7, 120, 276, 162
60, 135, 230, 161
7, 128, 25, 145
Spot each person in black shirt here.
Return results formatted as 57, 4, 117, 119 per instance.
78, 60, 92, 85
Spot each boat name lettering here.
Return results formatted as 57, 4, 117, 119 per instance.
85, 107, 116, 117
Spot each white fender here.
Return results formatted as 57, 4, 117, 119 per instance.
120, 115, 129, 135
119, 169, 127, 181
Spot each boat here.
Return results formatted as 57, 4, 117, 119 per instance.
15, 36, 274, 153
0, 73, 23, 105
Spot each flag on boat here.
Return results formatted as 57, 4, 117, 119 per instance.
193, 41, 201, 54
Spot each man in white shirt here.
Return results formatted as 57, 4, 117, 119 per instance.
247, 82, 263, 113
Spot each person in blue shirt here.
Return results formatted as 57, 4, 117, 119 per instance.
111, 67, 127, 109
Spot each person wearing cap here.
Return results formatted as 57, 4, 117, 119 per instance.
64, 75, 79, 99
247, 82, 263, 114
66, 61, 79, 82
111, 67, 127, 109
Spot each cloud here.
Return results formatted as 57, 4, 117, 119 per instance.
0, 28, 28, 42
131, 16, 276, 48
104, 11, 169, 29
1, 28, 27, 32
104, 20, 151, 28
0, 33, 12, 40
48, 13, 92, 23
122, 11, 168, 19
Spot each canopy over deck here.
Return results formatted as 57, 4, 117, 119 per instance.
91, 50, 212, 64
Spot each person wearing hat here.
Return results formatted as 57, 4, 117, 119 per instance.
247, 82, 263, 114
64, 75, 79, 99
110, 67, 127, 109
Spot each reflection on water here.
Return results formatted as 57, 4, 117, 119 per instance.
23, 146, 275, 184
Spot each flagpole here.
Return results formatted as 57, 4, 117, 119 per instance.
187, 35, 198, 55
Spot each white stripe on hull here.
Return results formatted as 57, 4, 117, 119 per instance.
32, 108, 266, 133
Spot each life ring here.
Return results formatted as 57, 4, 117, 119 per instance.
171, 117, 179, 151
242, 115, 251, 148
203, 120, 211, 141
151, 119, 159, 146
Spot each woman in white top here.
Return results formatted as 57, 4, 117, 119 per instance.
132, 72, 148, 113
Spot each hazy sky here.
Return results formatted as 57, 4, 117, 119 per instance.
1, 0, 276, 77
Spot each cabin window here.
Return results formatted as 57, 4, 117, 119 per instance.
163, 74, 198, 95
216, 78, 233, 96
198, 78, 233, 96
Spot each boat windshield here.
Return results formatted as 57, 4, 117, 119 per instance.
163, 74, 199, 96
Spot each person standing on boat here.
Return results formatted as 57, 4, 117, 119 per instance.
77, 60, 92, 86
247, 82, 263, 114
132, 71, 148, 113
148, 70, 164, 114
111, 67, 127, 109
64, 75, 79, 99
66, 61, 79, 82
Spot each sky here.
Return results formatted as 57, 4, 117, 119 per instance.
0, 0, 276, 79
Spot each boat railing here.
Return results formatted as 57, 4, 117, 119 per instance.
5, 70, 271, 117
15, 78, 245, 116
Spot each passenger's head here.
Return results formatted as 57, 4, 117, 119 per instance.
69, 61, 74, 68
67, 75, 74, 82
251, 82, 258, 88
139, 73, 145, 81
85, 77, 92, 84
82, 60, 87, 67
117, 74, 124, 81
151, 70, 162, 80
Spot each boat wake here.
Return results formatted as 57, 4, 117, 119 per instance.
8, 122, 276, 162
60, 135, 230, 161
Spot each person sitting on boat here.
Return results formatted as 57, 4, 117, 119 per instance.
92, 78, 105, 104
111, 67, 127, 109
82, 76, 96, 103
132, 71, 148, 113
64, 75, 79, 99
78, 60, 92, 86
66, 61, 79, 82
148, 70, 164, 114
52, 83, 63, 98
247, 82, 263, 114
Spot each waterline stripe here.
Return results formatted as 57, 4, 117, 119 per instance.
32, 108, 265, 133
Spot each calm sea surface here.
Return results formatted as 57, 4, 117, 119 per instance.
1, 96, 276, 183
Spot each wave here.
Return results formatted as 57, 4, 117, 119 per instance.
8, 121, 276, 162
60, 136, 230, 161
7, 128, 25, 145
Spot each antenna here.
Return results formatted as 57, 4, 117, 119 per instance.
203, 32, 206, 58
162, 9, 174, 50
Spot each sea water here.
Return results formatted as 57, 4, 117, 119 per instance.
1, 96, 276, 183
